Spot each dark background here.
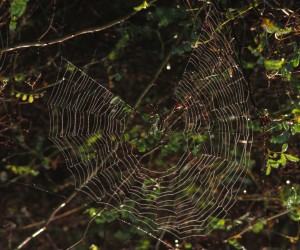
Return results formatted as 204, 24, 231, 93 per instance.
0, 0, 300, 249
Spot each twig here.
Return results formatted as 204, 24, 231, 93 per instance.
15, 191, 78, 249
133, 50, 172, 109
155, 226, 168, 250
133, 32, 183, 110
37, 0, 56, 41
236, 195, 282, 202
2, 0, 157, 54
226, 209, 291, 241
19, 204, 86, 230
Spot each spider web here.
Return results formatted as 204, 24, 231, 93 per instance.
48, 2, 252, 239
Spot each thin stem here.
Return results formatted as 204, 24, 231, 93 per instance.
133, 49, 172, 110
2, 1, 157, 54
19, 205, 86, 230
133, 32, 183, 110
226, 209, 291, 240
15, 191, 78, 250
37, 0, 57, 41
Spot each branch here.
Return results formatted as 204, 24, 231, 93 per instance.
133, 32, 184, 110
37, 0, 56, 41
2, 0, 157, 54
19, 204, 86, 230
226, 209, 291, 241
15, 191, 78, 249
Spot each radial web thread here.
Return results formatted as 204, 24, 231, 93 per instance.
48, 3, 252, 239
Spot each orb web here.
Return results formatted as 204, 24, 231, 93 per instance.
48, 3, 252, 239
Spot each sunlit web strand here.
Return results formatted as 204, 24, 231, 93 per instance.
48, 2, 252, 240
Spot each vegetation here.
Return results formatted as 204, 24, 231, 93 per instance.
0, 0, 300, 249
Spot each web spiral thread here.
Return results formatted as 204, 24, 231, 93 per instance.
48, 3, 252, 239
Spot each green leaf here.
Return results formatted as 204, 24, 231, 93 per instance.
265, 59, 285, 70
252, 221, 264, 233
139, 239, 151, 250
110, 96, 122, 105
270, 130, 289, 144
22, 94, 27, 101
282, 143, 288, 152
114, 230, 130, 241
14, 73, 25, 82
6, 165, 39, 176
9, 0, 29, 31
291, 124, 300, 135
226, 8, 237, 19
87, 133, 102, 146
270, 163, 279, 168
282, 121, 289, 131
292, 52, 300, 67
261, 18, 278, 33
89, 244, 100, 250
292, 109, 300, 115
285, 154, 300, 162
184, 243, 192, 249
280, 185, 300, 221
137, 140, 147, 152
66, 64, 75, 72
275, 27, 292, 36
277, 154, 287, 167
242, 60, 255, 69
228, 238, 245, 250
266, 164, 271, 175
28, 95, 34, 103
134, 1, 148, 11
108, 32, 129, 61
266, 159, 279, 175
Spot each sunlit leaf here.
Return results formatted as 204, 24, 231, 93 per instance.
282, 143, 288, 152
277, 154, 286, 167
261, 18, 277, 33
275, 27, 292, 36
281, 185, 300, 221
291, 124, 300, 135
266, 163, 271, 175
6, 165, 39, 176
134, 1, 148, 11
285, 154, 299, 162
292, 109, 300, 115
265, 59, 284, 70
28, 95, 34, 103
89, 244, 100, 250
252, 221, 264, 233
228, 238, 245, 250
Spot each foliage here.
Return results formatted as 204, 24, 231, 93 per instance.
280, 184, 300, 221
266, 143, 299, 175
0, 0, 300, 249
134, 1, 148, 11
9, 0, 28, 31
